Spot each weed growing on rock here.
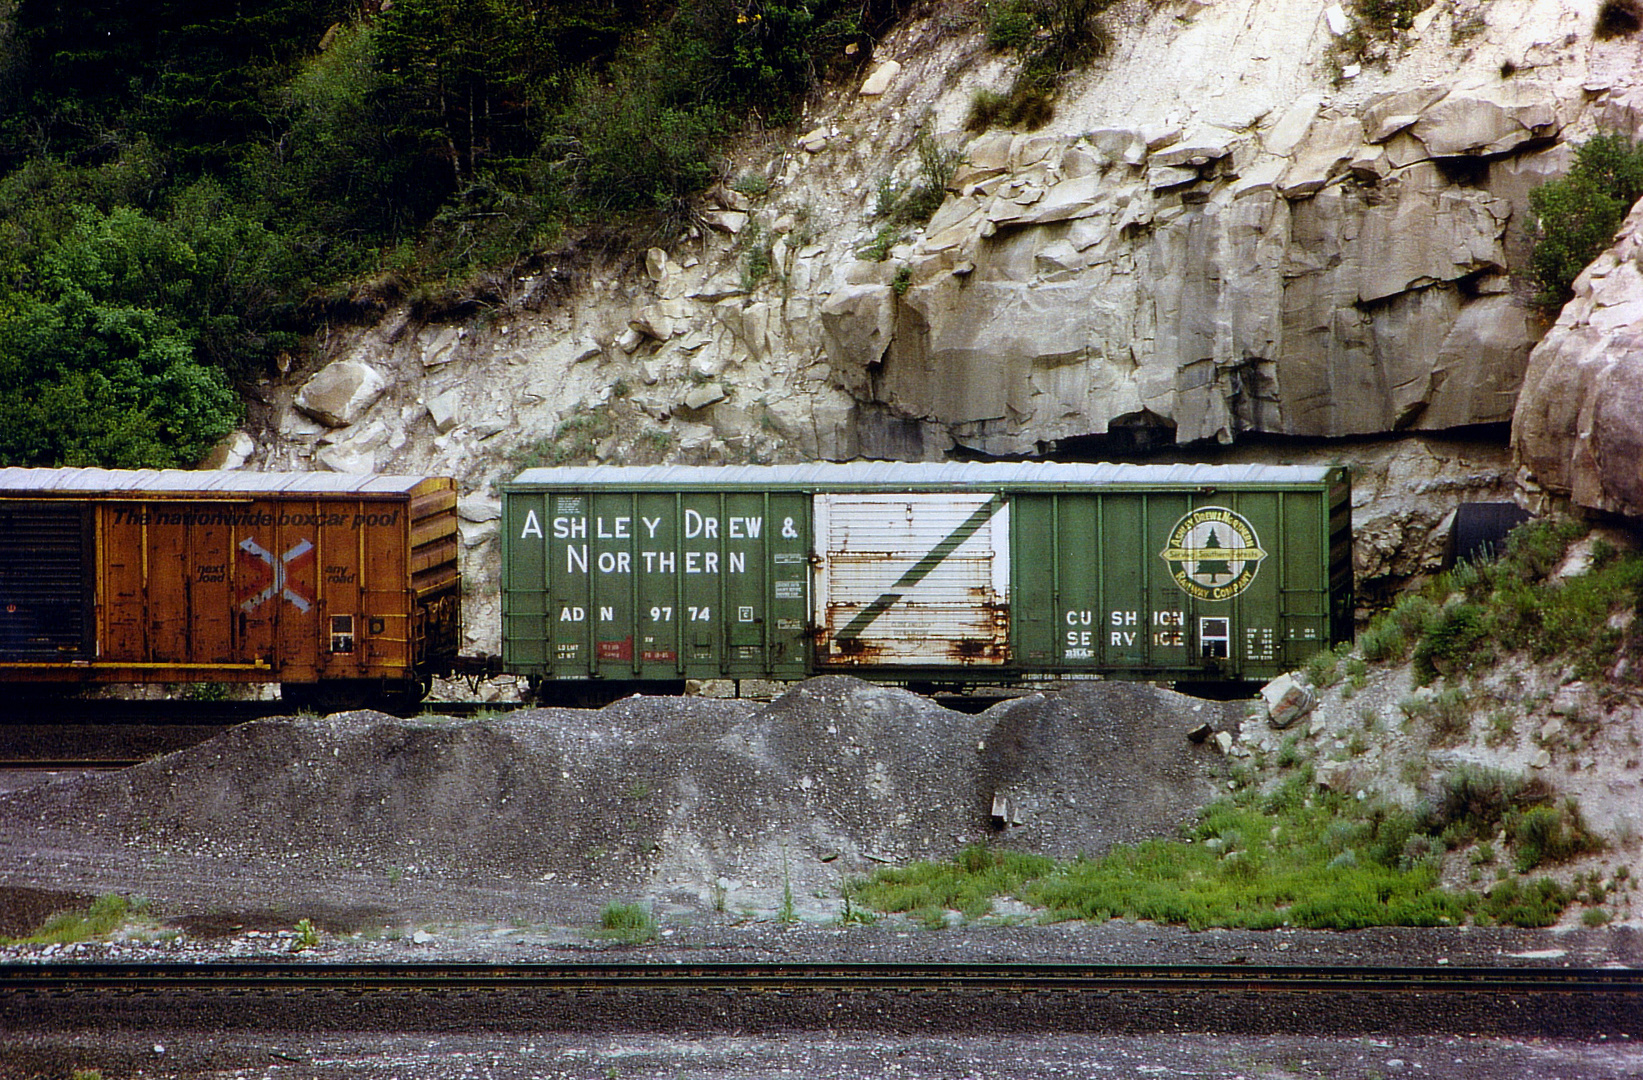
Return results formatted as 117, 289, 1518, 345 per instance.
512, 405, 618, 467
870, 133, 963, 231
597, 902, 658, 944
738, 222, 774, 292
856, 221, 902, 262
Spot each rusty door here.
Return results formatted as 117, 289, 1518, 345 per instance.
813, 492, 1011, 666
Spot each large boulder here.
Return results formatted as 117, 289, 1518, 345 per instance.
1512, 197, 1643, 518
295, 360, 389, 428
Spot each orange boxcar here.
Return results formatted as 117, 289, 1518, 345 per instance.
0, 469, 460, 706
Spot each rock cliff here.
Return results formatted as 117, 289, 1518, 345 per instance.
1513, 194, 1643, 518
223, 0, 1643, 651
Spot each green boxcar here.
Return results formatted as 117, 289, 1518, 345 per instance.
501, 463, 1351, 700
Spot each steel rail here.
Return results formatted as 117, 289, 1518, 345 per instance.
5, 961, 1636, 1036
0, 759, 138, 770
0, 700, 509, 726
4, 960, 1638, 992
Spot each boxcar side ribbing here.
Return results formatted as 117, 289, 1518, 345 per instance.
502, 463, 1351, 694
0, 469, 460, 700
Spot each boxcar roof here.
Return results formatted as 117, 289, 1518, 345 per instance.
510, 462, 1344, 489
0, 468, 435, 497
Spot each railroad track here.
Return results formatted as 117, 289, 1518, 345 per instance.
3, 962, 1638, 1035
0, 700, 517, 767
0, 699, 511, 726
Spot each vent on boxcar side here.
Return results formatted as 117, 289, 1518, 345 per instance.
0, 502, 93, 661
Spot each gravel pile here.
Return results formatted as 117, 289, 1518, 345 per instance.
0, 676, 1237, 929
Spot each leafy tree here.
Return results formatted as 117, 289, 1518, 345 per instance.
248, 21, 434, 248
0, 205, 241, 467
560, 43, 727, 216
1529, 133, 1643, 309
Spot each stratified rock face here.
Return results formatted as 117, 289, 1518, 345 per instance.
823, 83, 1559, 455
1512, 197, 1643, 518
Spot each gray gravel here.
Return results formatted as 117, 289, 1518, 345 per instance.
1, 677, 1638, 1078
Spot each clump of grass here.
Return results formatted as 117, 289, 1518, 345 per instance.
856, 844, 1054, 923
4, 894, 146, 945
837, 875, 877, 927
857, 778, 1589, 931
597, 901, 658, 944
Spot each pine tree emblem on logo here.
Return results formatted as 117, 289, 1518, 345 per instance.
1159, 507, 1268, 601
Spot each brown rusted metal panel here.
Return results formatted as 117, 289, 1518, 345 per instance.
0, 470, 461, 693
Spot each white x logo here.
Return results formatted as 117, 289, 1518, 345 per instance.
238, 538, 316, 613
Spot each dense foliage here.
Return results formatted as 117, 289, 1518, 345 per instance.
0, 0, 895, 466
1529, 132, 1643, 309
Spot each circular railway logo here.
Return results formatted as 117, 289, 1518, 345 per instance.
1160, 507, 1268, 601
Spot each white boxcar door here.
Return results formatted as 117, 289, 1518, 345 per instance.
813, 493, 1010, 665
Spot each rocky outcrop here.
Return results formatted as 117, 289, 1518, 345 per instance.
221, 0, 1643, 655
822, 82, 1561, 455
1512, 197, 1643, 518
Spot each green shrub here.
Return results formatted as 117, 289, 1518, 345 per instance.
1432, 765, 1545, 834
1511, 801, 1602, 871
1412, 603, 1490, 685
1476, 877, 1571, 928
732, 172, 772, 198
858, 844, 1055, 922
1304, 645, 1344, 689
1529, 133, 1643, 308
986, 0, 1039, 50
1596, 0, 1643, 39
